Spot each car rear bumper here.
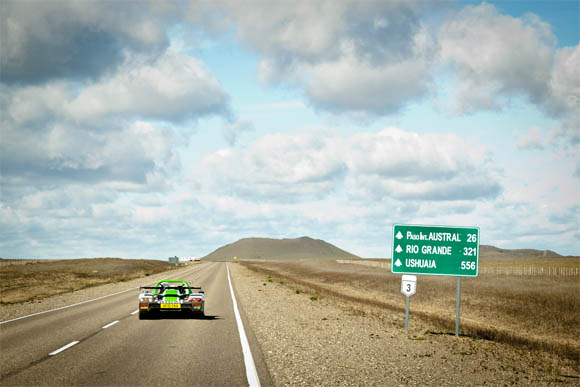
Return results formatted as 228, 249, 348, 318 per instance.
140, 303, 204, 313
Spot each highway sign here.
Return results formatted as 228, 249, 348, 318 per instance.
392, 224, 479, 277
401, 275, 416, 296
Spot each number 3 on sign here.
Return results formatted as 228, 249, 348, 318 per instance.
401, 275, 417, 296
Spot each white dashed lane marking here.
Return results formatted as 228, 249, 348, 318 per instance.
102, 320, 119, 329
49, 341, 79, 356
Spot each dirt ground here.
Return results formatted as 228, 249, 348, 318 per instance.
1, 258, 577, 385
0, 258, 177, 304
232, 260, 579, 386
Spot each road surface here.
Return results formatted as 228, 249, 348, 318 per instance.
0, 262, 271, 386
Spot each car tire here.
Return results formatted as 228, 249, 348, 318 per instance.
139, 311, 148, 320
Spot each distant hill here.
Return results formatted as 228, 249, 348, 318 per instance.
202, 236, 361, 261
479, 245, 565, 259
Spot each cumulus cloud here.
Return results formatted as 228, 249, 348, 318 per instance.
1, 48, 231, 191
0, 0, 173, 84
548, 45, 580, 143
4, 52, 231, 124
1, 120, 181, 191
214, 0, 437, 115
439, 3, 556, 113
200, 127, 501, 203
439, 3, 579, 144
345, 127, 501, 201
208, 0, 578, 137
200, 131, 346, 201
70, 53, 230, 122
305, 52, 431, 114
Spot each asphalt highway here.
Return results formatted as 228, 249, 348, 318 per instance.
0, 262, 272, 387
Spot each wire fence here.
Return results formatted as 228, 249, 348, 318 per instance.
336, 260, 580, 277
478, 266, 579, 276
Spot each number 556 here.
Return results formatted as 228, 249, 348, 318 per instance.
461, 261, 475, 270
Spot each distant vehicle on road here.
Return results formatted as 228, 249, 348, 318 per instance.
138, 279, 205, 319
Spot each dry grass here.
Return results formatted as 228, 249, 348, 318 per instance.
481, 258, 579, 268
241, 259, 580, 364
0, 258, 177, 304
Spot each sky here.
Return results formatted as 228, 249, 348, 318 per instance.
1, 0, 579, 259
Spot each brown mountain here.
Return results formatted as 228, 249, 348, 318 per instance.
201, 236, 361, 261
479, 245, 565, 259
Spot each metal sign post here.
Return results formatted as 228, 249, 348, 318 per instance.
405, 296, 410, 331
456, 277, 461, 337
401, 275, 416, 332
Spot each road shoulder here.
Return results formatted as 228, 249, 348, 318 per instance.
229, 262, 578, 386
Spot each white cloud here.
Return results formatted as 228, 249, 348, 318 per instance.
305, 52, 432, 114
5, 52, 231, 124
1, 49, 231, 191
438, 3, 579, 146
216, 0, 436, 115
200, 127, 501, 203
439, 3, 556, 113
1, 120, 181, 191
66, 52, 231, 122
345, 128, 501, 201
548, 45, 580, 143
200, 131, 346, 201
0, 0, 172, 83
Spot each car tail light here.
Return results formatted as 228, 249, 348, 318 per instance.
140, 302, 148, 306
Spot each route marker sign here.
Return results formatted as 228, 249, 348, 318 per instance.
401, 275, 417, 296
392, 224, 480, 277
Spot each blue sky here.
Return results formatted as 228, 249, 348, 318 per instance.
1, 0, 578, 259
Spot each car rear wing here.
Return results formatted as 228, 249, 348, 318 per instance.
140, 286, 204, 293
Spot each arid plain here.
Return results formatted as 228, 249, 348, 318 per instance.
1, 240, 578, 385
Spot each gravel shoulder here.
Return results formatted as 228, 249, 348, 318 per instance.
229, 262, 579, 386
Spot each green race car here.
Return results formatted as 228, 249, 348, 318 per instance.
138, 279, 205, 319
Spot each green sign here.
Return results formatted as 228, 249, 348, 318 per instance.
391, 224, 479, 277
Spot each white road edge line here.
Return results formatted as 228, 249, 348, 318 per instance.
130, 310, 139, 315
0, 266, 201, 325
227, 264, 260, 387
49, 341, 79, 356
102, 320, 119, 329
0, 288, 138, 326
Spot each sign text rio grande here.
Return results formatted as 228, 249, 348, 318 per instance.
391, 224, 480, 277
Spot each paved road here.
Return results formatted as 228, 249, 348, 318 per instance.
0, 262, 271, 387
